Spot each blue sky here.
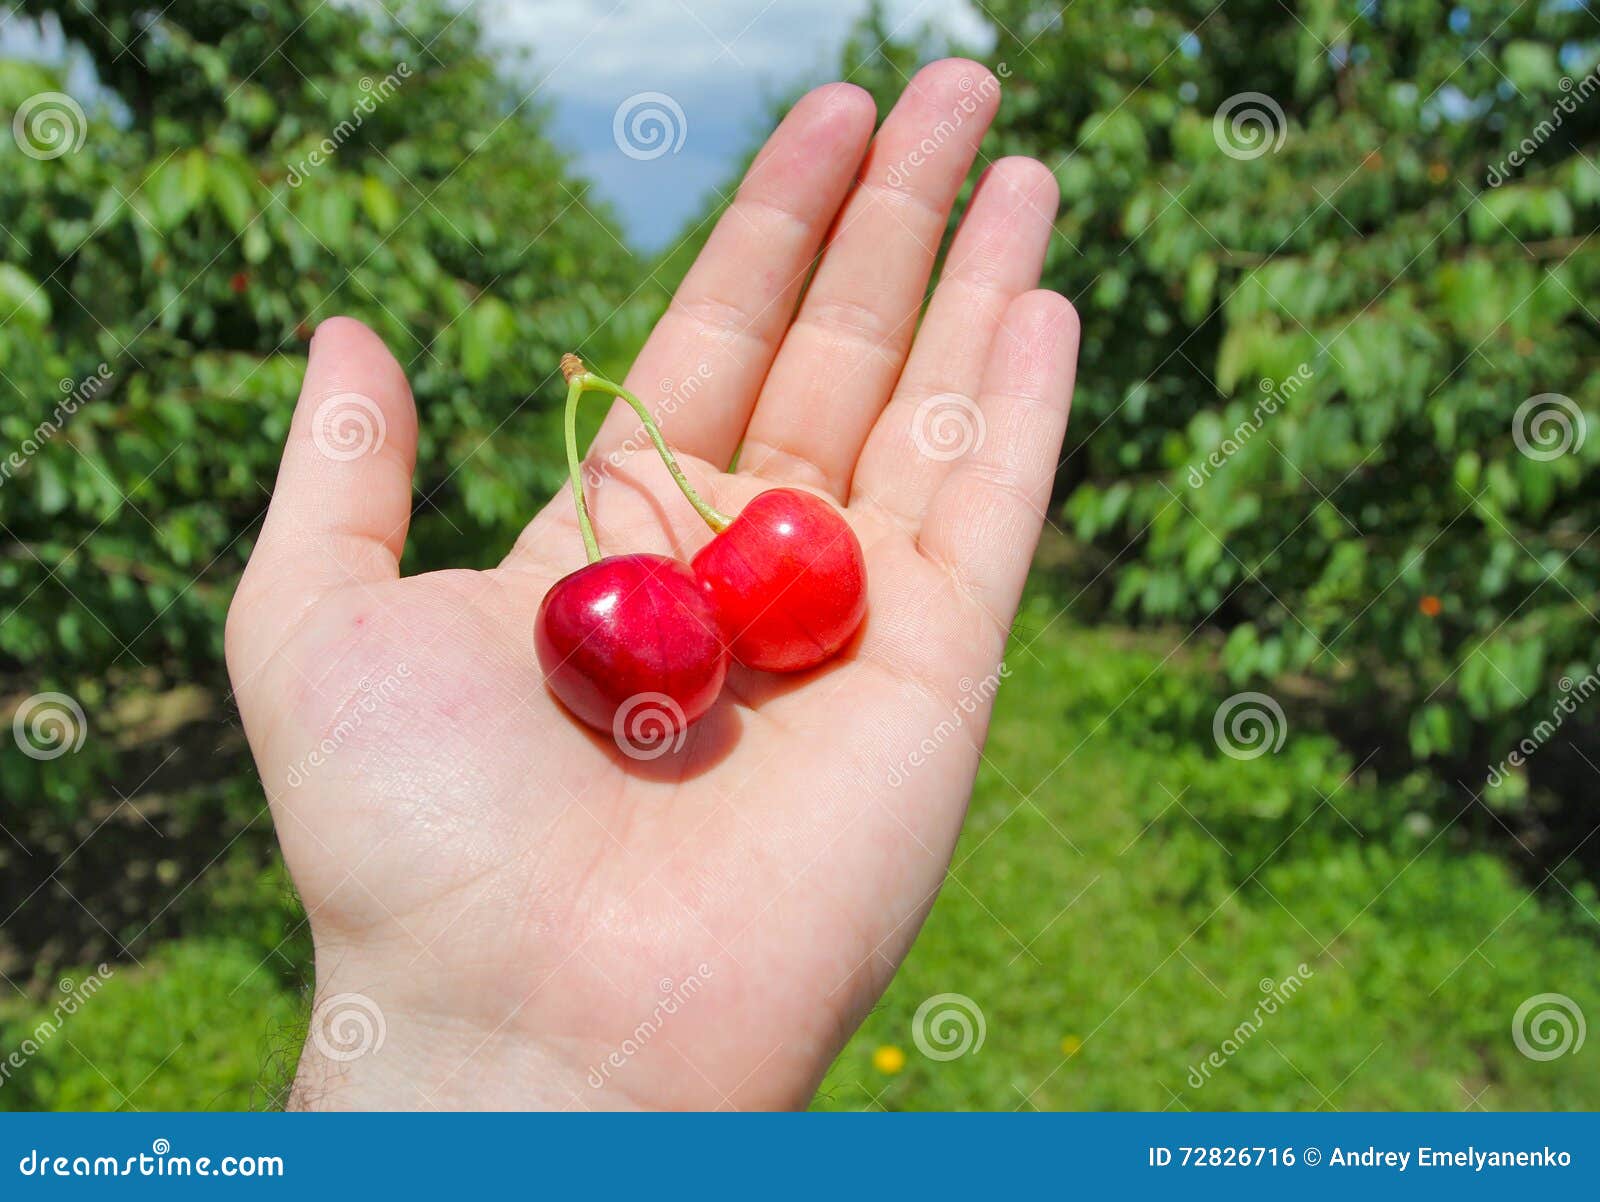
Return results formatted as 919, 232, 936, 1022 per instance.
480, 0, 990, 248
0, 0, 990, 250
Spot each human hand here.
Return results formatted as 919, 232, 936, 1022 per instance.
225, 59, 1077, 1110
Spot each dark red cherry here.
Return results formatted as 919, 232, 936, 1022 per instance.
691, 488, 867, 673
535, 554, 728, 746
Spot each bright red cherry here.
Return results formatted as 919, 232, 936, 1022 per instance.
692, 488, 867, 673
535, 554, 728, 748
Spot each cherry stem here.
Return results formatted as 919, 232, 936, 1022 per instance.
562, 371, 601, 563
558, 355, 732, 554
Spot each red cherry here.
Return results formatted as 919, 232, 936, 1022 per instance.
535, 554, 728, 745
229, 270, 250, 294
692, 488, 867, 673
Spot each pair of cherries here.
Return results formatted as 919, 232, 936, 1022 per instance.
534, 357, 867, 745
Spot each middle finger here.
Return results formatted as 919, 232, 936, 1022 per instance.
738, 58, 1001, 498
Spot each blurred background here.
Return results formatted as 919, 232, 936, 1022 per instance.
2, 0, 1599, 1111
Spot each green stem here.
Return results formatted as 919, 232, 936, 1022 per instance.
560, 357, 732, 537
563, 374, 601, 563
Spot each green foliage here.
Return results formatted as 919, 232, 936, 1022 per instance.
6, 0, 1599, 1114
853, 2, 1600, 794
0, 5, 647, 838
14, 608, 1596, 1112
0, 939, 300, 1110
819, 600, 1600, 1110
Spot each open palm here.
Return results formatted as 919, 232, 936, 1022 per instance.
225, 60, 1078, 1110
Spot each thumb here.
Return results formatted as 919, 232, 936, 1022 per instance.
227, 317, 419, 689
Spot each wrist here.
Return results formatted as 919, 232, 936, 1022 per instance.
289, 951, 640, 1112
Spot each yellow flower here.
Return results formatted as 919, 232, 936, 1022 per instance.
1060, 1035, 1083, 1056
872, 1045, 906, 1074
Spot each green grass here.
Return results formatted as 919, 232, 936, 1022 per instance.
6, 599, 1598, 1111
0, 940, 300, 1111
817, 599, 1600, 1110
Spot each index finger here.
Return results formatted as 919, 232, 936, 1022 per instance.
592, 83, 877, 469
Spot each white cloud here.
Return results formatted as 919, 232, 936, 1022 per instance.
473, 0, 994, 248
5, 0, 998, 252
480, 0, 990, 95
